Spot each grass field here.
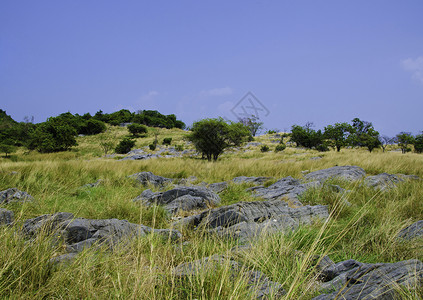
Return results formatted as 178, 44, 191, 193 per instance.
1, 125, 423, 299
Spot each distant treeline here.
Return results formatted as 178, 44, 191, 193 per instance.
0, 109, 185, 153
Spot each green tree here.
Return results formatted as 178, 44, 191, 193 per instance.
396, 132, 414, 154
413, 133, 423, 154
187, 118, 250, 161
238, 115, 263, 136
361, 128, 381, 152
80, 119, 107, 135
290, 123, 324, 150
0, 143, 17, 158
324, 122, 354, 152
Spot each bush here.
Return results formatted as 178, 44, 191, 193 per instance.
175, 144, 184, 151
414, 133, 423, 153
149, 144, 156, 151
0, 143, 17, 157
316, 143, 330, 152
115, 138, 135, 154
275, 144, 286, 152
79, 119, 106, 135
162, 137, 172, 146
260, 145, 270, 152
127, 124, 148, 136
290, 123, 324, 149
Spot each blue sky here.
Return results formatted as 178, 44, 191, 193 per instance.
1, 1, 422, 136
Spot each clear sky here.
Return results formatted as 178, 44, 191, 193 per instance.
1, 1, 422, 136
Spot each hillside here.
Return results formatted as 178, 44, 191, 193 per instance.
1, 126, 423, 299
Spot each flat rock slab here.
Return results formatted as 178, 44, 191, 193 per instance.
129, 171, 172, 187
314, 259, 423, 299
365, 173, 420, 191
176, 199, 329, 240
133, 186, 221, 214
22, 212, 181, 253
250, 176, 319, 203
0, 188, 34, 204
173, 255, 285, 299
232, 176, 272, 185
397, 220, 423, 240
304, 166, 366, 182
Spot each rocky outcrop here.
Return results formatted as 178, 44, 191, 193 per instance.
133, 186, 221, 214
176, 199, 329, 240
314, 259, 423, 299
365, 173, 420, 191
233, 176, 272, 185
304, 166, 366, 182
173, 255, 285, 299
121, 154, 162, 161
0, 208, 14, 225
22, 212, 181, 253
0, 188, 34, 204
250, 176, 318, 204
129, 171, 172, 187
397, 220, 423, 240
207, 182, 228, 193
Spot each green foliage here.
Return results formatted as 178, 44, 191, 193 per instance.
149, 144, 156, 151
290, 123, 325, 149
162, 137, 172, 146
115, 137, 135, 154
414, 133, 423, 153
260, 145, 270, 152
396, 132, 414, 154
175, 144, 184, 151
361, 128, 381, 152
0, 143, 17, 157
324, 122, 354, 152
133, 110, 185, 129
275, 143, 286, 152
28, 117, 78, 153
79, 119, 107, 135
127, 123, 148, 136
187, 117, 251, 161
265, 129, 278, 134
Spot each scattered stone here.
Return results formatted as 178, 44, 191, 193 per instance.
176, 199, 329, 240
0, 188, 34, 204
244, 142, 263, 147
310, 156, 322, 160
364, 173, 404, 191
22, 212, 181, 254
120, 154, 162, 160
173, 255, 286, 299
128, 171, 172, 187
133, 186, 221, 214
127, 149, 146, 155
314, 259, 423, 299
304, 166, 366, 182
233, 176, 272, 185
0, 208, 14, 225
81, 179, 102, 189
397, 220, 423, 240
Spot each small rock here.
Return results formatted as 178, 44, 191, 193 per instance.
0, 188, 34, 204
0, 208, 14, 225
233, 176, 272, 185
304, 166, 366, 182
397, 220, 423, 240
128, 171, 172, 187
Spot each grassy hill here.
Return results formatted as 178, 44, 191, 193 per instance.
1, 126, 423, 299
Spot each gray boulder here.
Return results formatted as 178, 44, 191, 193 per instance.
133, 186, 221, 214
251, 176, 319, 203
129, 171, 172, 187
314, 259, 423, 299
233, 176, 272, 185
207, 182, 228, 193
81, 179, 102, 189
121, 154, 162, 161
176, 199, 329, 240
304, 166, 366, 182
0, 188, 34, 204
365, 173, 420, 191
22, 212, 181, 254
397, 220, 423, 240
173, 255, 285, 299
0, 208, 14, 225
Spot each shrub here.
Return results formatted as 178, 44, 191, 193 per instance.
414, 133, 423, 153
275, 144, 286, 152
162, 137, 172, 146
149, 144, 156, 151
115, 138, 135, 154
316, 143, 330, 152
266, 129, 277, 134
260, 145, 270, 152
79, 119, 106, 135
0, 143, 17, 157
290, 123, 324, 149
127, 124, 148, 136
175, 144, 184, 151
